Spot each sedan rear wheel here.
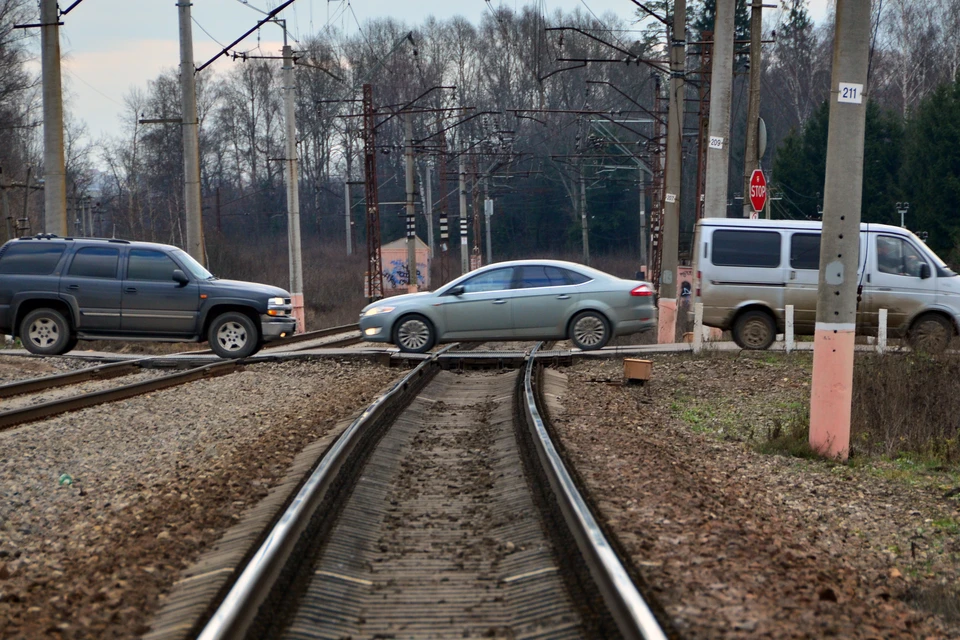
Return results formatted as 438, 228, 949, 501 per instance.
394, 314, 435, 353
569, 311, 610, 351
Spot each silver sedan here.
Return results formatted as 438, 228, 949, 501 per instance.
359, 259, 656, 352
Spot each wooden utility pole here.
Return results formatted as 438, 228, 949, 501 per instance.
742, 0, 764, 218
809, 0, 873, 461
703, 0, 735, 219
658, 0, 686, 343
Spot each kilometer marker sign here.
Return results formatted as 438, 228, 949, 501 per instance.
749, 169, 767, 213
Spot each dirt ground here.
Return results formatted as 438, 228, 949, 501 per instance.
551, 350, 960, 638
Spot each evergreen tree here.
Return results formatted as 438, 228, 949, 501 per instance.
689, 0, 751, 43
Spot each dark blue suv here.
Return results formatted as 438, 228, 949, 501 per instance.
0, 235, 296, 358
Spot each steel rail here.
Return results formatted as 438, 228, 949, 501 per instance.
0, 359, 151, 399
524, 342, 667, 640
195, 345, 454, 640
186, 323, 361, 356
0, 360, 242, 430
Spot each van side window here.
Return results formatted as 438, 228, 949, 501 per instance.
712, 230, 781, 268
876, 236, 926, 278
790, 234, 820, 270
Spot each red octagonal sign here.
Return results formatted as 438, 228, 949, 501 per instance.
749, 169, 767, 213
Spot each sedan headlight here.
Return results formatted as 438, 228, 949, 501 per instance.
363, 305, 396, 317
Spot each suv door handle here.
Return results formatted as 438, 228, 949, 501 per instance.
66, 284, 79, 291
125, 287, 138, 293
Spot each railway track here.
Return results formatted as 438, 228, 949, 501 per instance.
145, 345, 668, 640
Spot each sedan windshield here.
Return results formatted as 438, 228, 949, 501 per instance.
173, 249, 215, 280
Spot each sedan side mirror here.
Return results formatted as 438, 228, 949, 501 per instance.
172, 269, 189, 286
447, 285, 465, 296
919, 263, 931, 279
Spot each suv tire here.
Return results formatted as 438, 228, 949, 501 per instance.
208, 312, 261, 359
732, 310, 776, 350
20, 308, 73, 356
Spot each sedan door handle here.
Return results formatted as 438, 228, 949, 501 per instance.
66, 284, 79, 291
555, 294, 571, 300
125, 287, 138, 293
493, 299, 507, 305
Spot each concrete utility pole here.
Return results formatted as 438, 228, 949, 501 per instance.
742, 0, 763, 218
423, 163, 434, 258
459, 151, 469, 275
282, 43, 305, 332
658, 0, 686, 343
178, 1, 204, 263
344, 133, 352, 255
404, 113, 418, 293
704, 0, 735, 219
40, 0, 67, 236
639, 166, 648, 274
483, 184, 493, 265
579, 169, 590, 265
809, 0, 873, 461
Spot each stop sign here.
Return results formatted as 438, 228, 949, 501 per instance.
749, 169, 767, 213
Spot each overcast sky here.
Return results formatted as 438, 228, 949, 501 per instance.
31, 0, 831, 142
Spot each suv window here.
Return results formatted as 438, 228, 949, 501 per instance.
0, 243, 66, 275
460, 267, 514, 293
790, 233, 820, 270
712, 230, 781, 268
514, 265, 570, 289
127, 249, 179, 281
67, 246, 120, 279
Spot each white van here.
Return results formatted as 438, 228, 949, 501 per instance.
692, 218, 960, 350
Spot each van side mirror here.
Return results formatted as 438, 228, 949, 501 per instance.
919, 263, 931, 279
172, 269, 189, 286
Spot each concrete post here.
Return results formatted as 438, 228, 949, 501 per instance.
178, 1, 204, 263
658, 0, 686, 344
785, 304, 795, 353
878, 308, 887, 354
639, 166, 647, 274
809, 0, 873, 461
404, 113, 418, 293
344, 137, 352, 256
459, 152, 468, 275
704, 0, 735, 219
693, 302, 703, 353
742, 0, 763, 218
424, 162, 434, 258
40, 0, 67, 236
282, 44, 305, 332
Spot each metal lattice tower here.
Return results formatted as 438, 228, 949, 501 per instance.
362, 84, 385, 302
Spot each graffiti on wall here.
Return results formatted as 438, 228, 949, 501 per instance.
383, 259, 427, 289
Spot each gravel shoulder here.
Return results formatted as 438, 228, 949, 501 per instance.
550, 351, 960, 638
0, 358, 399, 639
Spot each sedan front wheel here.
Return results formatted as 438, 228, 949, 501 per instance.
393, 314, 435, 353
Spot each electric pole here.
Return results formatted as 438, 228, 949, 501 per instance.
704, 0, 735, 219
178, 0, 204, 263
423, 162, 434, 258
40, 0, 66, 236
344, 132, 352, 255
742, 0, 764, 218
483, 179, 493, 265
658, 0, 686, 343
282, 42, 305, 332
639, 166, 648, 274
459, 151, 469, 275
809, 0, 873, 461
580, 169, 590, 265
404, 112, 418, 293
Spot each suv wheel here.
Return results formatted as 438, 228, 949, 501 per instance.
208, 312, 261, 359
732, 310, 776, 350
20, 308, 73, 356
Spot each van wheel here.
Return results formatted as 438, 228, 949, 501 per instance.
732, 310, 776, 350
20, 308, 73, 356
208, 312, 261, 359
908, 314, 953, 353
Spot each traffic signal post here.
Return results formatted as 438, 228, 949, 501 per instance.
809, 0, 873, 461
